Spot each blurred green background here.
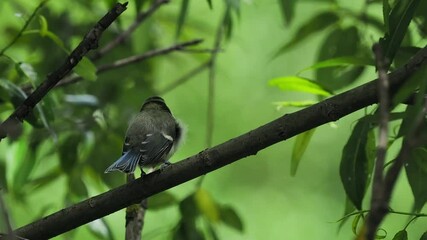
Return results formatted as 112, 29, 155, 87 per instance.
0, 0, 426, 239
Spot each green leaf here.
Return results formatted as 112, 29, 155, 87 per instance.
194, 188, 220, 223
179, 194, 199, 220
17, 62, 37, 81
87, 218, 114, 240
420, 231, 427, 240
176, 0, 190, 39
274, 100, 317, 108
59, 133, 83, 173
383, 0, 391, 32
269, 76, 332, 97
68, 173, 88, 198
149, 191, 178, 210
291, 128, 316, 176
339, 118, 375, 210
38, 15, 48, 37
337, 197, 356, 231
275, 12, 339, 56
206, 0, 213, 9
392, 64, 427, 108
405, 148, 427, 211
351, 212, 363, 235
0, 161, 7, 191
278, 0, 295, 25
13, 139, 36, 192
316, 27, 365, 90
220, 205, 244, 232
206, 221, 219, 240
173, 219, 204, 240
135, 0, 148, 13
392, 230, 408, 240
380, 0, 421, 65
299, 56, 374, 74
74, 57, 97, 81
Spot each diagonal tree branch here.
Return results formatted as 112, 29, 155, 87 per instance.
0, 2, 128, 141
11, 44, 427, 240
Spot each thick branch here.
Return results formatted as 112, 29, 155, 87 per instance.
0, 2, 128, 141
11, 45, 427, 240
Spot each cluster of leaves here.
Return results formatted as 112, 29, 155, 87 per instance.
271, 0, 427, 239
150, 189, 243, 239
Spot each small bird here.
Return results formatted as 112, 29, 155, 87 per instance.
105, 96, 183, 174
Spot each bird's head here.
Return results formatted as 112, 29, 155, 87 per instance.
140, 96, 171, 113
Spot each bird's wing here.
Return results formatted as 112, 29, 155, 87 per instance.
140, 132, 174, 166
104, 150, 140, 173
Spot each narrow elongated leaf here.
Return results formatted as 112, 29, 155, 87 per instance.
149, 191, 178, 210
392, 230, 408, 240
88, 218, 114, 240
339, 119, 375, 210
194, 189, 220, 223
220, 205, 244, 232
299, 56, 374, 74
68, 173, 88, 198
316, 27, 365, 90
206, 0, 212, 9
176, 0, 190, 39
0, 161, 7, 191
38, 15, 48, 37
383, 0, 391, 32
351, 212, 363, 235
291, 128, 316, 176
274, 100, 317, 108
135, 0, 148, 13
278, 0, 295, 25
337, 197, 356, 231
269, 76, 332, 96
392, 64, 427, 108
275, 12, 339, 56
380, 0, 421, 64
59, 133, 83, 172
74, 57, 97, 81
405, 148, 427, 211
13, 140, 36, 193
420, 231, 427, 240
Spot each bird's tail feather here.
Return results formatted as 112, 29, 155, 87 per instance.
104, 151, 140, 173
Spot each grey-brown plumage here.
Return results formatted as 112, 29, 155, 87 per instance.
105, 96, 182, 174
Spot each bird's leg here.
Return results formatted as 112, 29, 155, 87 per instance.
160, 160, 171, 171
139, 165, 147, 177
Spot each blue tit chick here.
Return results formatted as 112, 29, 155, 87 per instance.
104, 96, 183, 174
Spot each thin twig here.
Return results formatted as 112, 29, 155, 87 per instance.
366, 43, 390, 238
158, 60, 210, 95
198, 7, 228, 187
97, 39, 203, 72
48, 39, 203, 89
0, 2, 128, 141
0, 1, 47, 56
125, 174, 147, 240
92, 0, 170, 60
206, 8, 226, 148
364, 98, 427, 239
